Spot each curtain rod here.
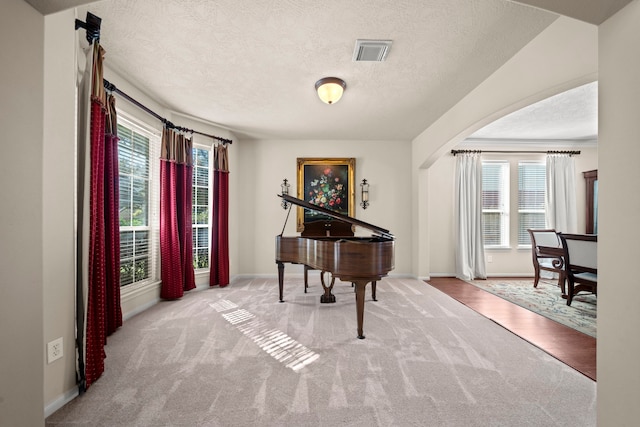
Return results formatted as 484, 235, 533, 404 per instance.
451, 149, 580, 156
76, 8, 232, 144
103, 80, 233, 145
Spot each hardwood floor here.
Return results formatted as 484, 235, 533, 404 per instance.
426, 277, 596, 381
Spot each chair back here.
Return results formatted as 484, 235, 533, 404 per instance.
559, 233, 597, 305
529, 229, 561, 250
527, 229, 565, 290
559, 233, 597, 272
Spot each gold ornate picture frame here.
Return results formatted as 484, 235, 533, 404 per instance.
296, 157, 355, 231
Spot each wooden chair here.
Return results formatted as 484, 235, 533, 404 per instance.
527, 229, 566, 294
559, 233, 597, 306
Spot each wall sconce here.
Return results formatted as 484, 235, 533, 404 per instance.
281, 178, 291, 209
315, 77, 346, 104
360, 178, 369, 209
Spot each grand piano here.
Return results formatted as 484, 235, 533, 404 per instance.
275, 193, 395, 339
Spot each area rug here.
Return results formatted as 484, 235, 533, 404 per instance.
465, 278, 597, 337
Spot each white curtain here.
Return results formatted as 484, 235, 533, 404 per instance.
454, 152, 487, 280
545, 153, 578, 233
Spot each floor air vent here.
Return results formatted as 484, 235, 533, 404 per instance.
353, 39, 392, 62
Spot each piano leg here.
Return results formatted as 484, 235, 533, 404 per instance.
277, 261, 285, 303
353, 280, 370, 339
352, 281, 377, 301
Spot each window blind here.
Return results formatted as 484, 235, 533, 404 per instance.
518, 161, 546, 245
192, 145, 211, 270
117, 116, 160, 286
482, 161, 509, 247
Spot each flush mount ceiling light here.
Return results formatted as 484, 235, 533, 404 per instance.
315, 77, 346, 104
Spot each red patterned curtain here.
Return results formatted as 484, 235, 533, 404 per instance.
160, 128, 195, 299
104, 95, 122, 335
78, 42, 122, 392
210, 144, 229, 287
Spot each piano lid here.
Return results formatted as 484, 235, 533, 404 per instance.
278, 194, 394, 239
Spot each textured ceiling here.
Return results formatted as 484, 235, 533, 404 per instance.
29, 0, 624, 142
468, 81, 598, 142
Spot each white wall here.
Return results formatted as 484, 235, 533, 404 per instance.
41, 12, 180, 411
42, 8, 78, 413
25, 2, 640, 425
412, 16, 598, 171
411, 16, 598, 278
40, 12, 238, 412
0, 0, 45, 425
428, 146, 598, 276
98, 71, 238, 318
598, 0, 640, 423
234, 139, 412, 277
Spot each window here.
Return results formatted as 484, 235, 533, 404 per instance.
117, 117, 159, 287
518, 161, 546, 245
192, 145, 211, 270
482, 161, 509, 247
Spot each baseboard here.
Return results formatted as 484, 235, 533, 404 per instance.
428, 273, 535, 279
231, 273, 418, 281
122, 273, 423, 321
44, 386, 79, 418
121, 281, 161, 320
123, 298, 159, 321
485, 273, 534, 278
389, 273, 420, 279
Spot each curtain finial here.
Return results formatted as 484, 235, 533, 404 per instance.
75, 12, 101, 44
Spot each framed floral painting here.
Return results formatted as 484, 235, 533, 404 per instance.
296, 157, 355, 231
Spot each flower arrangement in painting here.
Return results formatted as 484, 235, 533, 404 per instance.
307, 167, 346, 212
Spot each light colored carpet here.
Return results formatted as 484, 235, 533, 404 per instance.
46, 277, 596, 426
466, 279, 596, 338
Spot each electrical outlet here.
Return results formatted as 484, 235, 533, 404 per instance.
47, 337, 63, 364
487, 255, 493, 263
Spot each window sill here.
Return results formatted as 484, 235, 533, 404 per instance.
121, 279, 161, 301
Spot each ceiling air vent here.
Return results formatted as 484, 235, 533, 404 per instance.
353, 39, 392, 62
